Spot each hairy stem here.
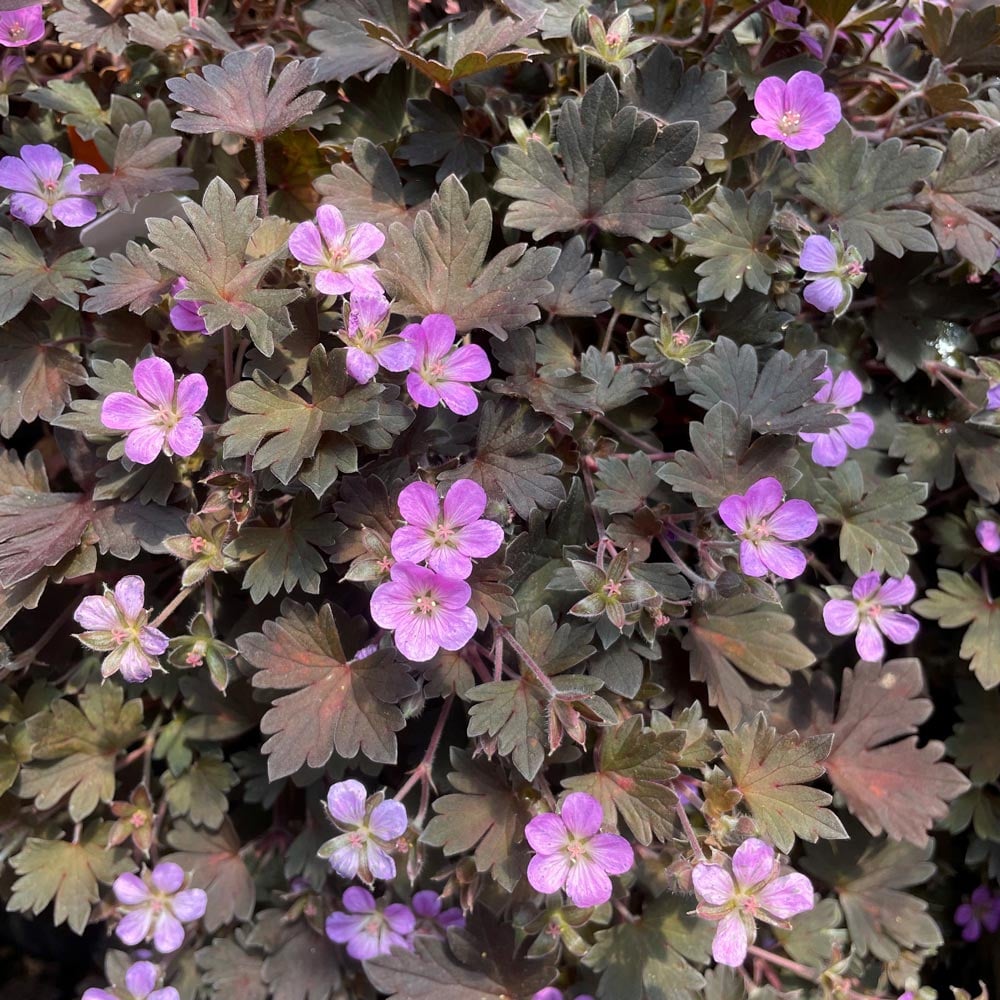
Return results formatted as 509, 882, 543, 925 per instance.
253, 138, 269, 218
149, 585, 196, 630
394, 694, 455, 817
494, 624, 560, 697
674, 802, 706, 861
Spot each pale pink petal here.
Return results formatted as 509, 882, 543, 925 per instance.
325, 911, 367, 943
74, 595, 118, 631
877, 610, 919, 646
443, 344, 491, 382
525, 813, 570, 854
139, 626, 169, 656
289, 220, 325, 265
692, 863, 735, 906
327, 779, 367, 825
527, 852, 570, 894
390, 525, 436, 566
588, 833, 634, 875
564, 858, 613, 907
384, 903, 415, 936
370, 581, 415, 630
712, 912, 749, 967
855, 620, 885, 661
125, 962, 159, 998
113, 576, 146, 620
398, 481, 441, 528
113, 872, 151, 905
348, 222, 385, 260
753, 76, 787, 121
118, 644, 154, 683
454, 519, 504, 559
343, 886, 377, 912
124, 424, 167, 465
877, 576, 916, 606
132, 357, 176, 408
431, 605, 477, 651
370, 799, 408, 840
416, 314, 458, 361
743, 477, 784, 521
757, 872, 814, 918
828, 370, 864, 407
756, 539, 806, 579
437, 380, 479, 416
803, 275, 845, 312
166, 416, 204, 457
151, 862, 185, 894
0, 153, 37, 192
739, 540, 768, 577
810, 431, 848, 468
101, 392, 156, 431
314, 269, 353, 296
799, 235, 837, 272
328, 842, 362, 879
442, 479, 488, 526
851, 572, 882, 601
346, 347, 379, 383
560, 792, 604, 838
8, 192, 47, 225
175, 373, 208, 415
425, 545, 473, 579
823, 598, 859, 635
810, 368, 833, 403
718, 494, 749, 533
767, 499, 817, 541
51, 196, 97, 227
20, 143, 63, 183
170, 888, 207, 922
153, 912, 185, 953
732, 838, 775, 889
392, 614, 440, 662
344, 264, 384, 297
374, 340, 415, 372
116, 908, 153, 946
406, 372, 441, 408
837, 411, 874, 449
316, 204, 347, 249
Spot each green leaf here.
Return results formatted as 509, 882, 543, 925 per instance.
50, 0, 128, 54
659, 401, 800, 508
890, 421, 1000, 503
24, 79, 108, 138
923, 4, 1000, 70
537, 235, 619, 318
675, 189, 778, 303
238, 601, 418, 778
562, 715, 682, 845
439, 400, 565, 520
84, 241, 173, 316
719, 714, 846, 853
226, 495, 337, 603
684, 597, 815, 728
0, 225, 93, 325
494, 74, 700, 240
579, 348, 651, 412
947, 684, 1000, 785
163, 750, 238, 830
246, 909, 344, 1000
796, 122, 941, 258
594, 452, 662, 514
812, 461, 927, 578
305, 0, 407, 82
197, 935, 269, 1000
914, 571, 1000, 688
623, 45, 734, 164
147, 177, 300, 356
9, 824, 131, 934
17, 684, 144, 822
682, 337, 840, 435
377, 174, 558, 339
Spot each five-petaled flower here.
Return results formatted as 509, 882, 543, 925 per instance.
751, 71, 841, 150
73, 576, 169, 684
101, 357, 208, 465
168, 277, 208, 334
411, 890, 465, 938
0, 5, 44, 47
325, 886, 414, 960
83, 961, 178, 1000
692, 838, 815, 967
977, 520, 1000, 554
955, 884, 1000, 942
822, 572, 920, 661
341, 292, 414, 383
0, 142, 97, 226
798, 234, 866, 316
319, 779, 408, 884
391, 479, 504, 579
533, 991, 595, 1000
401, 314, 491, 416
289, 204, 384, 297
798, 367, 875, 468
525, 792, 634, 908
718, 477, 817, 579
112, 862, 207, 954
370, 561, 478, 662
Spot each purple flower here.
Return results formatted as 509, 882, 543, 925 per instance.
411, 890, 464, 937
0, 142, 97, 226
319, 779, 408, 884
955, 885, 1000, 942
325, 886, 415, 960
73, 576, 169, 684
751, 71, 841, 150
976, 520, 1000, 553
83, 961, 178, 1000
341, 292, 414, 383
0, 5, 44, 47
525, 792, 634, 908
798, 234, 865, 316
168, 278, 208, 334
822, 573, 919, 661
798, 368, 875, 467
112, 862, 207, 954
391, 479, 504, 579
533, 992, 595, 1000
370, 561, 478, 662
400, 314, 491, 416
718, 477, 817, 579
101, 357, 208, 465
289, 205, 384, 297
692, 838, 815, 967
767, 2, 823, 58
987, 384, 1000, 410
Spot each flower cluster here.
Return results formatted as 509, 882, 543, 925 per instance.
112, 863, 207, 954
371, 478, 502, 661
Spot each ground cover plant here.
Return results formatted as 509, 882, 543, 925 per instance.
2, 0, 1000, 997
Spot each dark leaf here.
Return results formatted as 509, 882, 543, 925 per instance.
398, 90, 489, 183
537, 235, 619, 317
197, 935, 269, 1000
50, 0, 128, 55
304, 0, 408, 82
246, 910, 344, 1000
947, 684, 1000, 785
594, 452, 662, 514
84, 241, 173, 315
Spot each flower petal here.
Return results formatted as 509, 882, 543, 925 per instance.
384, 903, 415, 936
175, 373, 208, 415
454, 519, 504, 560
153, 913, 186, 953
712, 911, 749, 967
51, 196, 96, 228
743, 477, 784, 521
855, 619, 885, 661
877, 610, 919, 646
560, 792, 604, 838
416, 314, 458, 361
757, 872, 815, 919
425, 545, 473, 580
527, 852, 570, 894
732, 838, 775, 889
443, 344, 491, 382
588, 833, 634, 875
124, 425, 168, 465
809, 431, 849, 467
436, 380, 479, 416
799, 235, 838, 272
166, 416, 204, 457
114, 872, 151, 905
397, 481, 441, 528
877, 575, 916, 606
442, 479, 488, 526
525, 813, 570, 854
851, 572, 882, 601
327, 779, 368, 825
691, 863, 735, 906
753, 76, 787, 120
739, 540, 768, 577
767, 499, 817, 541
316, 204, 347, 249
325, 911, 367, 943
114, 575, 146, 620
366, 845, 397, 881
370, 799, 408, 840
133, 357, 177, 409
151, 862, 185, 894
171, 888, 207, 922
756, 539, 807, 579
823, 599, 860, 636
348, 222, 385, 260
116, 908, 153, 946
345, 347, 379, 384
564, 858, 614, 907
289, 220, 325, 265
101, 392, 156, 431
718, 494, 749, 533
828, 370, 864, 407
342, 885, 377, 913
804, 275, 846, 313
838, 410, 874, 449
20, 143, 64, 183
74, 595, 118, 631
125, 962, 159, 998
390, 525, 436, 566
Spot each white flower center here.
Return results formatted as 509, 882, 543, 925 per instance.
778, 111, 802, 135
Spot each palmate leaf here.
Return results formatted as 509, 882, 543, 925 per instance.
399, 91, 490, 184
246, 910, 344, 1000
237, 601, 418, 779
85, 241, 173, 316
167, 46, 323, 141
594, 452, 663, 515
377, 175, 558, 339
537, 235, 619, 318
890, 421, 1000, 503
494, 75, 700, 240
675, 189, 778, 303
9, 824, 131, 935
439, 400, 565, 519
796, 122, 941, 259
147, 178, 299, 356
0, 322, 86, 437
197, 936, 269, 1000
304, 0, 408, 83
562, 715, 682, 845
0, 224, 93, 325
50, 0, 128, 55
23, 79, 108, 140
947, 685, 1000, 785
914, 571, 1000, 689
681, 338, 840, 435
162, 751, 238, 830
719, 714, 846, 853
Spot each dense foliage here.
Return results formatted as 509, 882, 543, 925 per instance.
2, 1, 1000, 998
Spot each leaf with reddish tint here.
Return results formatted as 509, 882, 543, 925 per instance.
246, 910, 344, 1000
237, 601, 417, 779
85, 242, 173, 316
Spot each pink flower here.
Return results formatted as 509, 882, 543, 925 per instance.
168, 278, 208, 334
370, 561, 477, 662
822, 573, 919, 661
289, 204, 384, 297
325, 887, 414, 960
692, 838, 814, 967
83, 961, 178, 1000
400, 314, 491, 416
319, 779, 408, 884
798, 234, 865, 316
391, 479, 504, 579
101, 357, 208, 465
751, 71, 841, 150
525, 792, 634, 908
0, 5, 44, 46
977, 520, 1000, 553
112, 862, 207, 954
718, 477, 817, 579
798, 368, 874, 467
73, 576, 168, 683
411, 890, 464, 938
341, 291, 414, 383
0, 142, 97, 226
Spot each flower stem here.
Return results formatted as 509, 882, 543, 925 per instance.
253, 138, 269, 218
394, 693, 454, 821
149, 585, 196, 630
674, 802, 705, 861
223, 326, 235, 390
494, 624, 560, 697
